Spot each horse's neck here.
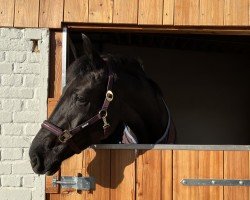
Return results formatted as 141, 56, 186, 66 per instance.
123, 92, 169, 143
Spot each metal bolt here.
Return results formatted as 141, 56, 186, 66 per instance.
211, 180, 216, 185
239, 180, 244, 185
181, 180, 187, 184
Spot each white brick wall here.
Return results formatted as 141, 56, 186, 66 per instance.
0, 28, 49, 200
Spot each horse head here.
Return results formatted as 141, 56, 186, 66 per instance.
29, 35, 174, 175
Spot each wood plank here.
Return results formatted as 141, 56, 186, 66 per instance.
163, 0, 174, 25
162, 150, 173, 200
200, 0, 224, 26
224, 0, 249, 26
113, 0, 138, 24
48, 98, 59, 117
0, 0, 14, 27
64, 0, 88, 23
49, 31, 62, 99
89, 0, 113, 23
173, 150, 199, 200
224, 151, 249, 200
39, 0, 64, 28
138, 0, 163, 25
110, 150, 136, 200
85, 149, 110, 200
46, 171, 60, 194
60, 152, 84, 194
174, 0, 200, 25
136, 150, 162, 200
47, 194, 60, 200
14, 0, 39, 27
198, 151, 223, 200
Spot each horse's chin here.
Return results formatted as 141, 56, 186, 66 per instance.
45, 162, 61, 176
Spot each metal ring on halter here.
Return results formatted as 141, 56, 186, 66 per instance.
99, 110, 108, 118
106, 90, 113, 102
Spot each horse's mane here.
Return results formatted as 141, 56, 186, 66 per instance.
67, 54, 163, 96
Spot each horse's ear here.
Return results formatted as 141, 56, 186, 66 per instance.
81, 34, 94, 60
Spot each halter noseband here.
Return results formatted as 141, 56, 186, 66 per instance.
41, 65, 114, 153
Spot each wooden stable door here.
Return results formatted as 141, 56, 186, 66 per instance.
46, 149, 249, 200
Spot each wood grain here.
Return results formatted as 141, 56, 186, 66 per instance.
14, 0, 39, 27
200, 0, 224, 26
224, 0, 249, 26
136, 150, 162, 200
110, 150, 136, 200
39, 0, 64, 28
163, 0, 174, 25
138, 0, 163, 25
113, 0, 138, 24
173, 150, 199, 200
46, 171, 60, 194
162, 150, 173, 200
85, 149, 110, 200
174, 0, 200, 25
198, 151, 223, 200
224, 151, 249, 200
89, 0, 113, 23
49, 31, 62, 99
0, 0, 14, 27
64, 0, 88, 23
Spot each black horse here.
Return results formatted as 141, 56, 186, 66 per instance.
29, 35, 175, 175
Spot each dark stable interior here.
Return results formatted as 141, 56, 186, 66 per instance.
68, 31, 250, 145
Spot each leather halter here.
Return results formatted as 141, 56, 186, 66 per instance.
41, 65, 114, 153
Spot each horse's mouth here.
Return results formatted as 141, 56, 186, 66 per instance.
45, 162, 61, 176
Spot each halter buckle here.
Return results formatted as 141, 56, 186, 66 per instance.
106, 90, 113, 102
58, 130, 72, 143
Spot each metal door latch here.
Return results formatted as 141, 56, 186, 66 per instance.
181, 179, 250, 186
52, 176, 95, 191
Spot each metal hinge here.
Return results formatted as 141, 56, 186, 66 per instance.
181, 179, 250, 186
52, 176, 95, 191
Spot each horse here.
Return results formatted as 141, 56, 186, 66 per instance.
29, 35, 176, 175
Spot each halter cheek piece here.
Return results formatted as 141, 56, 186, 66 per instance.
41, 65, 114, 153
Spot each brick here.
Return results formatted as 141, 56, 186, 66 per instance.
22, 148, 30, 160
1, 148, 23, 160
6, 51, 26, 63
23, 75, 42, 87
1, 74, 23, 86
22, 176, 35, 188
27, 52, 40, 63
14, 63, 40, 74
13, 111, 40, 123
0, 136, 31, 148
24, 100, 40, 111
0, 188, 31, 200
24, 123, 40, 136
0, 39, 11, 51
2, 124, 23, 135
0, 163, 11, 175
2, 100, 23, 111
0, 63, 13, 74
12, 162, 34, 174
24, 29, 42, 40
0, 52, 5, 62
9, 39, 33, 51
1, 176, 21, 187
0, 111, 12, 123
1, 28, 23, 39
0, 87, 33, 99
